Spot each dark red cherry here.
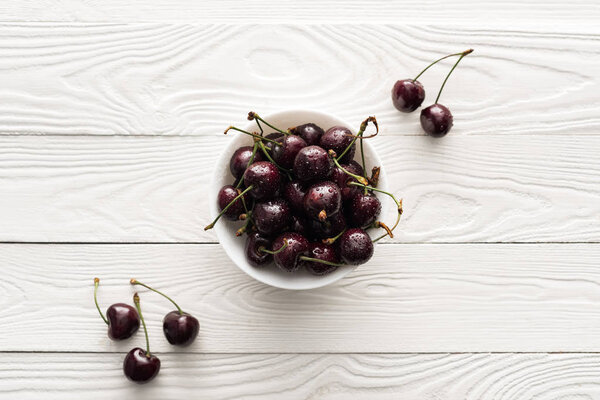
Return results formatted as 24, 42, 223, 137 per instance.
123, 348, 160, 384
106, 303, 140, 341
292, 123, 324, 145
253, 199, 291, 236
301, 243, 340, 275
271, 135, 307, 169
229, 146, 263, 179
320, 126, 355, 163
338, 228, 374, 265
303, 181, 342, 221
272, 232, 309, 272
291, 214, 309, 237
243, 161, 282, 200
163, 311, 200, 346
245, 232, 272, 267
391, 79, 425, 112
349, 192, 381, 228
264, 132, 284, 151
217, 185, 245, 220
283, 181, 306, 213
94, 278, 140, 341
332, 160, 364, 202
293, 145, 333, 182
308, 212, 346, 240
420, 104, 453, 137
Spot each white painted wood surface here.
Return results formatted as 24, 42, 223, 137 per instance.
3, 353, 600, 400
1, 1, 600, 398
1, 244, 600, 353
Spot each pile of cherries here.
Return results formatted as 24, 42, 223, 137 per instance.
93, 278, 200, 384
205, 112, 403, 275
392, 48, 473, 137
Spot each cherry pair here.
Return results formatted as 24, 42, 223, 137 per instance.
93, 278, 199, 384
391, 49, 473, 137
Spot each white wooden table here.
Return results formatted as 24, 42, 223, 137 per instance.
1, 1, 599, 399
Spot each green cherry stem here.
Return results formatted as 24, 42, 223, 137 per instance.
348, 182, 403, 242
322, 228, 347, 245
435, 49, 473, 104
205, 185, 253, 231
93, 278, 109, 325
133, 293, 152, 357
330, 151, 368, 185
298, 256, 345, 268
258, 239, 289, 255
258, 141, 293, 179
131, 279, 183, 315
225, 126, 280, 145
336, 116, 378, 162
248, 112, 288, 135
413, 48, 472, 82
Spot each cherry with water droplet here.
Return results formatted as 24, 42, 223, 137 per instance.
253, 198, 292, 236
303, 181, 342, 222
291, 123, 325, 145
293, 145, 333, 182
338, 228, 374, 265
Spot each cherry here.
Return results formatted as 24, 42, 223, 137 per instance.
308, 211, 346, 240
338, 228, 374, 265
303, 181, 342, 221
293, 145, 333, 182
123, 293, 160, 384
420, 49, 472, 137
291, 214, 309, 236
243, 161, 282, 200
131, 280, 200, 347
264, 132, 284, 151
93, 278, 140, 341
349, 192, 381, 228
229, 146, 263, 179
291, 123, 324, 146
245, 232, 273, 267
272, 232, 309, 272
301, 243, 340, 275
217, 185, 245, 221
332, 160, 364, 202
271, 135, 307, 169
391, 80, 425, 112
253, 199, 291, 236
320, 126, 355, 163
420, 104, 453, 137
283, 181, 306, 213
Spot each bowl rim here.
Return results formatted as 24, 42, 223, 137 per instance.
209, 109, 389, 290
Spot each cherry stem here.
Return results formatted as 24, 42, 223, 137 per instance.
236, 214, 253, 236
133, 293, 152, 357
330, 151, 368, 185
347, 182, 403, 242
299, 256, 345, 268
258, 141, 293, 179
204, 185, 253, 231
322, 228, 346, 245
248, 112, 288, 135
93, 277, 109, 325
131, 279, 183, 315
374, 221, 393, 239
259, 239, 288, 255
435, 49, 473, 104
413, 49, 472, 82
236, 142, 259, 189
225, 126, 280, 145
336, 116, 377, 162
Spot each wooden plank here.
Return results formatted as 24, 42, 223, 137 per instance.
1, 243, 599, 352
1, 135, 599, 243
2, 352, 600, 399
0, 24, 597, 136
1, 1, 599, 24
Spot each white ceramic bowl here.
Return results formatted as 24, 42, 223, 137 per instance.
210, 110, 389, 290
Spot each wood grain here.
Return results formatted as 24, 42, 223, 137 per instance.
1, 1, 599, 24
0, 24, 597, 137
1, 135, 599, 243
2, 352, 600, 399
1, 243, 599, 353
